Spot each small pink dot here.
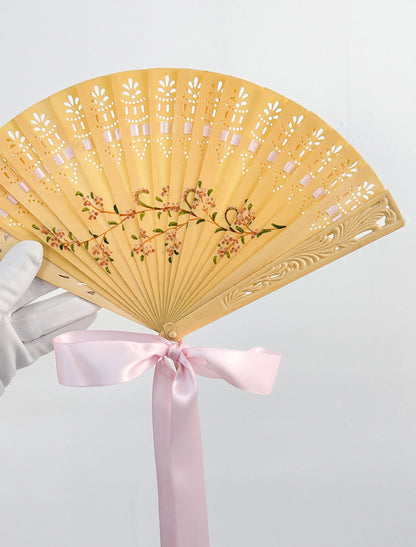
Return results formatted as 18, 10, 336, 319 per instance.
33, 167, 45, 180
283, 160, 295, 174
63, 146, 75, 159
130, 124, 139, 137
312, 187, 324, 199
326, 205, 339, 216
82, 138, 93, 150
220, 129, 230, 142
248, 139, 259, 153
7, 195, 18, 205
300, 175, 311, 187
54, 154, 65, 166
230, 134, 241, 146
19, 181, 30, 193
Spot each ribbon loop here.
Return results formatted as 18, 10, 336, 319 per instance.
53, 330, 281, 547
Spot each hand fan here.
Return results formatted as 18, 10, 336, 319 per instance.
0, 68, 403, 338
0, 69, 404, 546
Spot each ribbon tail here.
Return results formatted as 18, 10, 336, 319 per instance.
171, 362, 210, 547
152, 358, 210, 547
152, 360, 177, 547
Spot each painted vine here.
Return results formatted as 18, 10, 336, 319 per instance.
31, 182, 286, 274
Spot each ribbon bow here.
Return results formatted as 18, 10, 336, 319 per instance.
53, 330, 281, 547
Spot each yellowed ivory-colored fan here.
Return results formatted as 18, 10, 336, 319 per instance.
0, 69, 404, 338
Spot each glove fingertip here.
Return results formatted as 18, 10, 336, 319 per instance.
17, 241, 44, 267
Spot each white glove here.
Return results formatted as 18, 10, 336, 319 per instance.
0, 241, 99, 395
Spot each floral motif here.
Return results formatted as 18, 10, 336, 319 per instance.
31, 182, 286, 272
122, 78, 142, 101
157, 75, 176, 99
187, 77, 201, 101
90, 86, 110, 108
31, 113, 51, 133
64, 95, 83, 116
7, 130, 26, 148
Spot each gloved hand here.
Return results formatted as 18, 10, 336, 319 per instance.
0, 241, 99, 395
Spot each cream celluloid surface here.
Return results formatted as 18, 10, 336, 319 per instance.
0, 69, 404, 337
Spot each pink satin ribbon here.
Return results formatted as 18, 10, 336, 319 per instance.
53, 330, 281, 547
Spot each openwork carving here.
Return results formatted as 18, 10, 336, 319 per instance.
221, 191, 403, 309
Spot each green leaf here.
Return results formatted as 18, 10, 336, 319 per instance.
70, 243, 75, 252
241, 236, 245, 244
157, 212, 161, 219
174, 250, 179, 255
140, 255, 144, 262
235, 226, 244, 233
226, 251, 231, 259
51, 227, 56, 234
121, 224, 125, 231
197, 180, 202, 188
139, 211, 145, 221
68, 232, 74, 240
215, 227, 226, 233
109, 257, 114, 261
59, 243, 64, 250
178, 210, 189, 216
131, 234, 138, 240
212, 212, 217, 221
168, 221, 177, 227
196, 218, 205, 224
105, 267, 111, 274
213, 255, 217, 264
108, 221, 118, 225
131, 250, 134, 257
153, 228, 164, 233
167, 210, 172, 217
90, 192, 95, 199
103, 236, 109, 244
155, 196, 163, 202
82, 207, 90, 212
113, 204, 119, 214
168, 256, 172, 263
32, 224, 40, 230
271, 223, 286, 229
256, 229, 272, 237
247, 203, 252, 211
46, 236, 51, 242
75, 191, 84, 197
207, 188, 213, 196
84, 241, 89, 250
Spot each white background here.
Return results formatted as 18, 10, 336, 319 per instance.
0, 1, 414, 545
